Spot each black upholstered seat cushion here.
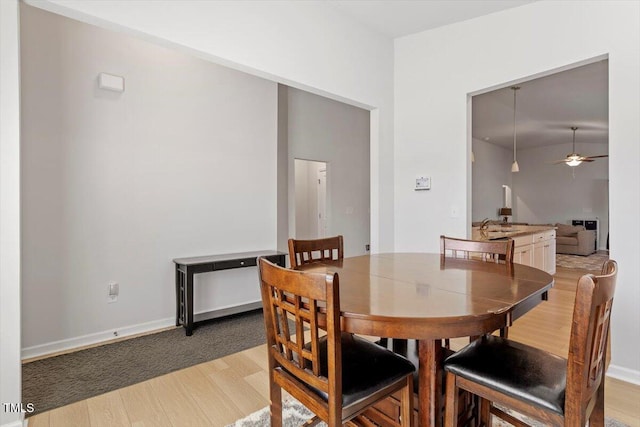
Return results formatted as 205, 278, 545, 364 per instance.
444, 335, 567, 415
301, 332, 415, 407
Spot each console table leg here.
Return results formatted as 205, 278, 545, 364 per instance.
175, 264, 182, 327
185, 267, 194, 336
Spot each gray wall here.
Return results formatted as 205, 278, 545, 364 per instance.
284, 86, 370, 257
513, 142, 609, 249
472, 139, 609, 249
472, 138, 513, 222
20, 5, 277, 352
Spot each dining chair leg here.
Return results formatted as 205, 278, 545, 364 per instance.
589, 381, 606, 427
479, 396, 491, 427
444, 372, 458, 427
400, 376, 414, 427
269, 380, 283, 427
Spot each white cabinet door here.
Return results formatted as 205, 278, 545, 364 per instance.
514, 246, 533, 266
544, 238, 556, 275
533, 241, 545, 271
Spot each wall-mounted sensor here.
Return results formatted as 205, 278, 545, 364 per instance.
415, 176, 431, 191
98, 73, 125, 92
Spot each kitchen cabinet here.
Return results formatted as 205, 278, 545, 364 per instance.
513, 230, 556, 275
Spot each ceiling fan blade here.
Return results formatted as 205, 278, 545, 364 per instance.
550, 159, 570, 164
581, 159, 595, 162
585, 154, 609, 159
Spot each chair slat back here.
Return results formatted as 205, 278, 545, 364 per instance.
440, 235, 514, 263
565, 260, 617, 421
258, 258, 341, 397
288, 235, 344, 268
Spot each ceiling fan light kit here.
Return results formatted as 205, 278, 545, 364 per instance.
553, 126, 608, 167
511, 86, 520, 173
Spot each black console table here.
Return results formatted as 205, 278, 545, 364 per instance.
173, 250, 286, 336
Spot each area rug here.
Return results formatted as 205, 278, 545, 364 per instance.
556, 251, 609, 271
226, 398, 629, 427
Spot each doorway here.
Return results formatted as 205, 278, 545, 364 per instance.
471, 59, 609, 253
294, 159, 328, 239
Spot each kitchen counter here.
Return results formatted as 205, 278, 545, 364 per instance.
472, 224, 556, 241
472, 224, 557, 274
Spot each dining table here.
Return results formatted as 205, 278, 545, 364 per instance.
296, 252, 554, 427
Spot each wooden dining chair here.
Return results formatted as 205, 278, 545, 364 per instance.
440, 235, 514, 263
288, 235, 344, 268
440, 235, 515, 340
258, 257, 415, 427
443, 260, 618, 427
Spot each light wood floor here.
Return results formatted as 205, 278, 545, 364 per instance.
27, 267, 640, 427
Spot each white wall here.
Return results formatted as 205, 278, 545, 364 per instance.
287, 88, 371, 256
2, 0, 392, 393
29, 0, 395, 253
472, 138, 513, 222
395, 0, 639, 381
20, 5, 277, 353
0, 1, 23, 425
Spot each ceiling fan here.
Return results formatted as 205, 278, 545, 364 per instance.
552, 126, 608, 167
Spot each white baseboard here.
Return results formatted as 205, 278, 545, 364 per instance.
21, 317, 176, 360
607, 364, 640, 385
21, 301, 263, 360
0, 415, 25, 427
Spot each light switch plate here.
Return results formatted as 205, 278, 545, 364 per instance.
98, 73, 125, 92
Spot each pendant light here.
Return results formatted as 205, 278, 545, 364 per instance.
510, 86, 520, 172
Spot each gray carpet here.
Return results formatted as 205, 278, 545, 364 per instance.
23, 309, 268, 417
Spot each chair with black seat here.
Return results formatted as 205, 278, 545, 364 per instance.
440, 235, 514, 264
258, 257, 415, 427
443, 260, 618, 427
288, 235, 344, 268
441, 235, 514, 340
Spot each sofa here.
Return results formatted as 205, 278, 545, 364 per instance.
555, 223, 596, 256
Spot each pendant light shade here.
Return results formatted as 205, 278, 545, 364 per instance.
511, 86, 520, 173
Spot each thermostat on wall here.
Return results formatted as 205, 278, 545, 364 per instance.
415, 176, 431, 191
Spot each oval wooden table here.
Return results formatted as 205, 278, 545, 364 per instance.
298, 253, 554, 427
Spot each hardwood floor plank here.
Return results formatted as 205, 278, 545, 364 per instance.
239, 344, 268, 372
86, 390, 131, 427
147, 372, 212, 427
49, 400, 90, 427
219, 351, 262, 377
118, 381, 172, 427
179, 364, 245, 427
26, 411, 50, 427
205, 362, 268, 416
243, 370, 271, 402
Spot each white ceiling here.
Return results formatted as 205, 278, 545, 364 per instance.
327, 0, 537, 38
325, 0, 608, 151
